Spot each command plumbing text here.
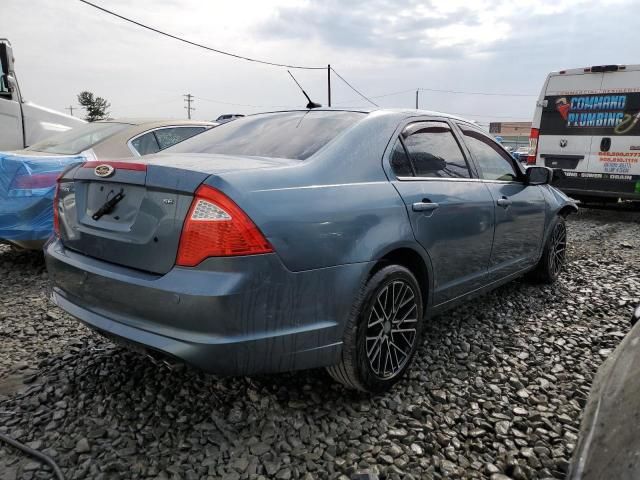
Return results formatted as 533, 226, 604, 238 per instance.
556, 95, 626, 128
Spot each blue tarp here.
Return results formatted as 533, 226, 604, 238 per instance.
0, 151, 84, 242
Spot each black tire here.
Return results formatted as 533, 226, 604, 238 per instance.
527, 216, 567, 284
327, 265, 424, 393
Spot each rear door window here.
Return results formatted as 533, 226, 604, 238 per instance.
460, 126, 520, 181
131, 132, 161, 156
390, 139, 414, 176
401, 122, 471, 178
154, 126, 208, 150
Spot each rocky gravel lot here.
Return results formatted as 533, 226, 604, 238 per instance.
1, 207, 639, 480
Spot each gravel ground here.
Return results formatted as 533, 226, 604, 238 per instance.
0, 207, 639, 480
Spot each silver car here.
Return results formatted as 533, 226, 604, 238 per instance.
0, 119, 214, 248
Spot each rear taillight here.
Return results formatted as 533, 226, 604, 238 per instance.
11, 172, 59, 189
8, 171, 60, 197
53, 180, 61, 237
527, 128, 539, 165
176, 185, 273, 266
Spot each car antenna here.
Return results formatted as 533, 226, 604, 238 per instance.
287, 70, 322, 109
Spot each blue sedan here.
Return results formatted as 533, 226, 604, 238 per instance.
45, 109, 576, 392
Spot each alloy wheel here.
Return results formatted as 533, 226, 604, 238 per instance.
365, 280, 418, 379
549, 221, 567, 277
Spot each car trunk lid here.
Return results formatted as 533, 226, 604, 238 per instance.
57, 155, 296, 274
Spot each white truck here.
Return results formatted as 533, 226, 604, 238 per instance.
0, 39, 84, 150
528, 64, 640, 202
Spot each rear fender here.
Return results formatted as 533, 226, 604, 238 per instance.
539, 185, 577, 252
366, 241, 435, 310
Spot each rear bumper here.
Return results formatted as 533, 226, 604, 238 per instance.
554, 175, 640, 200
45, 238, 371, 375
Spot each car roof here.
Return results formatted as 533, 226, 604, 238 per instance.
90, 120, 216, 158
240, 108, 478, 125
96, 118, 216, 128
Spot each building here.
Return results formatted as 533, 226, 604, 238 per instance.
489, 121, 532, 149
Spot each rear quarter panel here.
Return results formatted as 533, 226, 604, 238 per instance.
205, 112, 419, 272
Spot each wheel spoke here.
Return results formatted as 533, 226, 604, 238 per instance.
390, 340, 401, 372
396, 291, 415, 312
389, 339, 407, 361
395, 303, 417, 324
392, 327, 417, 334
366, 333, 383, 357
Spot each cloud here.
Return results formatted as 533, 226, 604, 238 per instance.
3, 0, 639, 123
258, 0, 494, 60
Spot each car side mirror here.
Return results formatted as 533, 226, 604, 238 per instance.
4, 74, 15, 93
526, 166, 552, 185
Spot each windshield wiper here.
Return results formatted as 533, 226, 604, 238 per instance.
92, 189, 125, 221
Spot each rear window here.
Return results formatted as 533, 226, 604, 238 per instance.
168, 111, 366, 160
27, 122, 129, 155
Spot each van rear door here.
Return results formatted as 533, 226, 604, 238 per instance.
537, 70, 603, 173
589, 67, 640, 196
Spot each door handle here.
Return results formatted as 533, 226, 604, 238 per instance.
412, 200, 439, 212
496, 196, 512, 208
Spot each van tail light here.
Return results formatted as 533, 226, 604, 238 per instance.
53, 180, 61, 237
527, 128, 539, 165
176, 185, 273, 266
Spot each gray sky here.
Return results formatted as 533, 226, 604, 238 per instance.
3, 0, 638, 124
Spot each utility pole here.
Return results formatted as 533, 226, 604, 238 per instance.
66, 105, 75, 116
183, 94, 194, 119
327, 64, 332, 107
415, 90, 419, 109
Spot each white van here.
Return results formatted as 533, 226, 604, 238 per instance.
528, 64, 640, 202
0, 39, 84, 150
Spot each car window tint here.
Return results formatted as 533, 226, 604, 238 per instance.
390, 138, 414, 176
402, 123, 470, 178
460, 126, 519, 181
131, 132, 160, 156
167, 111, 366, 160
25, 122, 129, 155
154, 127, 207, 150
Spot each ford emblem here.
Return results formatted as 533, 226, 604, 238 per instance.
94, 164, 115, 177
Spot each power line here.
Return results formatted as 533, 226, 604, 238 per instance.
334, 86, 535, 106
445, 111, 530, 120
196, 96, 296, 109
77, 0, 326, 70
65, 105, 76, 116
330, 67, 379, 107
419, 87, 535, 97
